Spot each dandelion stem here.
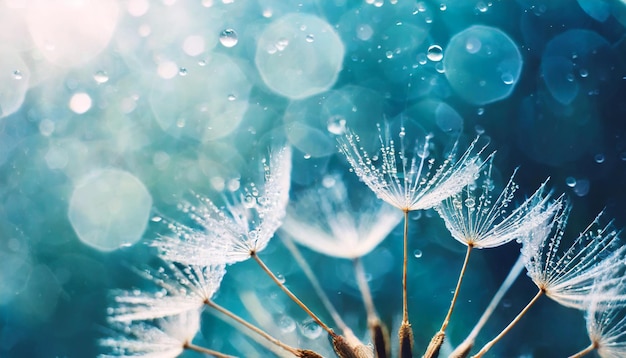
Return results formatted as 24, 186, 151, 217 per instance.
424, 244, 473, 358
568, 342, 597, 358
451, 254, 525, 358
472, 288, 544, 358
399, 209, 414, 358
354, 257, 390, 358
442, 244, 472, 332
205, 299, 301, 357
402, 209, 409, 323
184, 342, 238, 358
251, 251, 336, 337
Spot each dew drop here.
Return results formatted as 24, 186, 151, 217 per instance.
322, 176, 336, 189
476, 1, 488, 12
303, 153, 311, 159
327, 115, 346, 135
594, 153, 605, 164
276, 273, 286, 284
243, 195, 256, 208
299, 319, 323, 339
413, 249, 423, 258
151, 216, 162, 222
93, 70, 109, 84
565, 176, 576, 187
13, 70, 23, 80
427, 45, 443, 62
219, 28, 238, 48
440, 3, 447, 10
178, 67, 188, 76
275, 38, 289, 51
305, 34, 315, 43
501, 72, 514, 85
227, 94, 236, 101
579, 68, 589, 78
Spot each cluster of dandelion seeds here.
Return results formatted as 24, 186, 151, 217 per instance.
100, 124, 626, 358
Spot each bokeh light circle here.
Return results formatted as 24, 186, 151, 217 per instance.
68, 169, 152, 252
255, 13, 345, 99
541, 29, 618, 105
150, 53, 252, 142
24, 0, 119, 67
443, 25, 522, 105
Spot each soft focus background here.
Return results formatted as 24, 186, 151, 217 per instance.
1, 0, 626, 357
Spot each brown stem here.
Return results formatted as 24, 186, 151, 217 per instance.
282, 236, 350, 333
402, 209, 409, 323
251, 251, 335, 337
472, 289, 544, 357
451, 254, 526, 358
441, 244, 473, 332
568, 342, 598, 358
424, 245, 473, 358
184, 341, 238, 358
205, 299, 301, 356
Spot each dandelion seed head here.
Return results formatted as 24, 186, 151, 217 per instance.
582, 275, 626, 357
521, 205, 626, 309
100, 309, 201, 357
436, 161, 561, 249
282, 174, 402, 259
107, 262, 225, 323
338, 123, 486, 212
152, 145, 292, 266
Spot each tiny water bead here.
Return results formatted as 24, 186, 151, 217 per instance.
594, 153, 605, 164
426, 45, 443, 61
13, 70, 23, 79
413, 249, 423, 258
219, 28, 238, 47
93, 70, 109, 83
327, 115, 347, 135
299, 318, 323, 339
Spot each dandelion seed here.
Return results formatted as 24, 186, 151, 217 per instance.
339, 123, 487, 357
427, 161, 561, 356
152, 145, 292, 266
